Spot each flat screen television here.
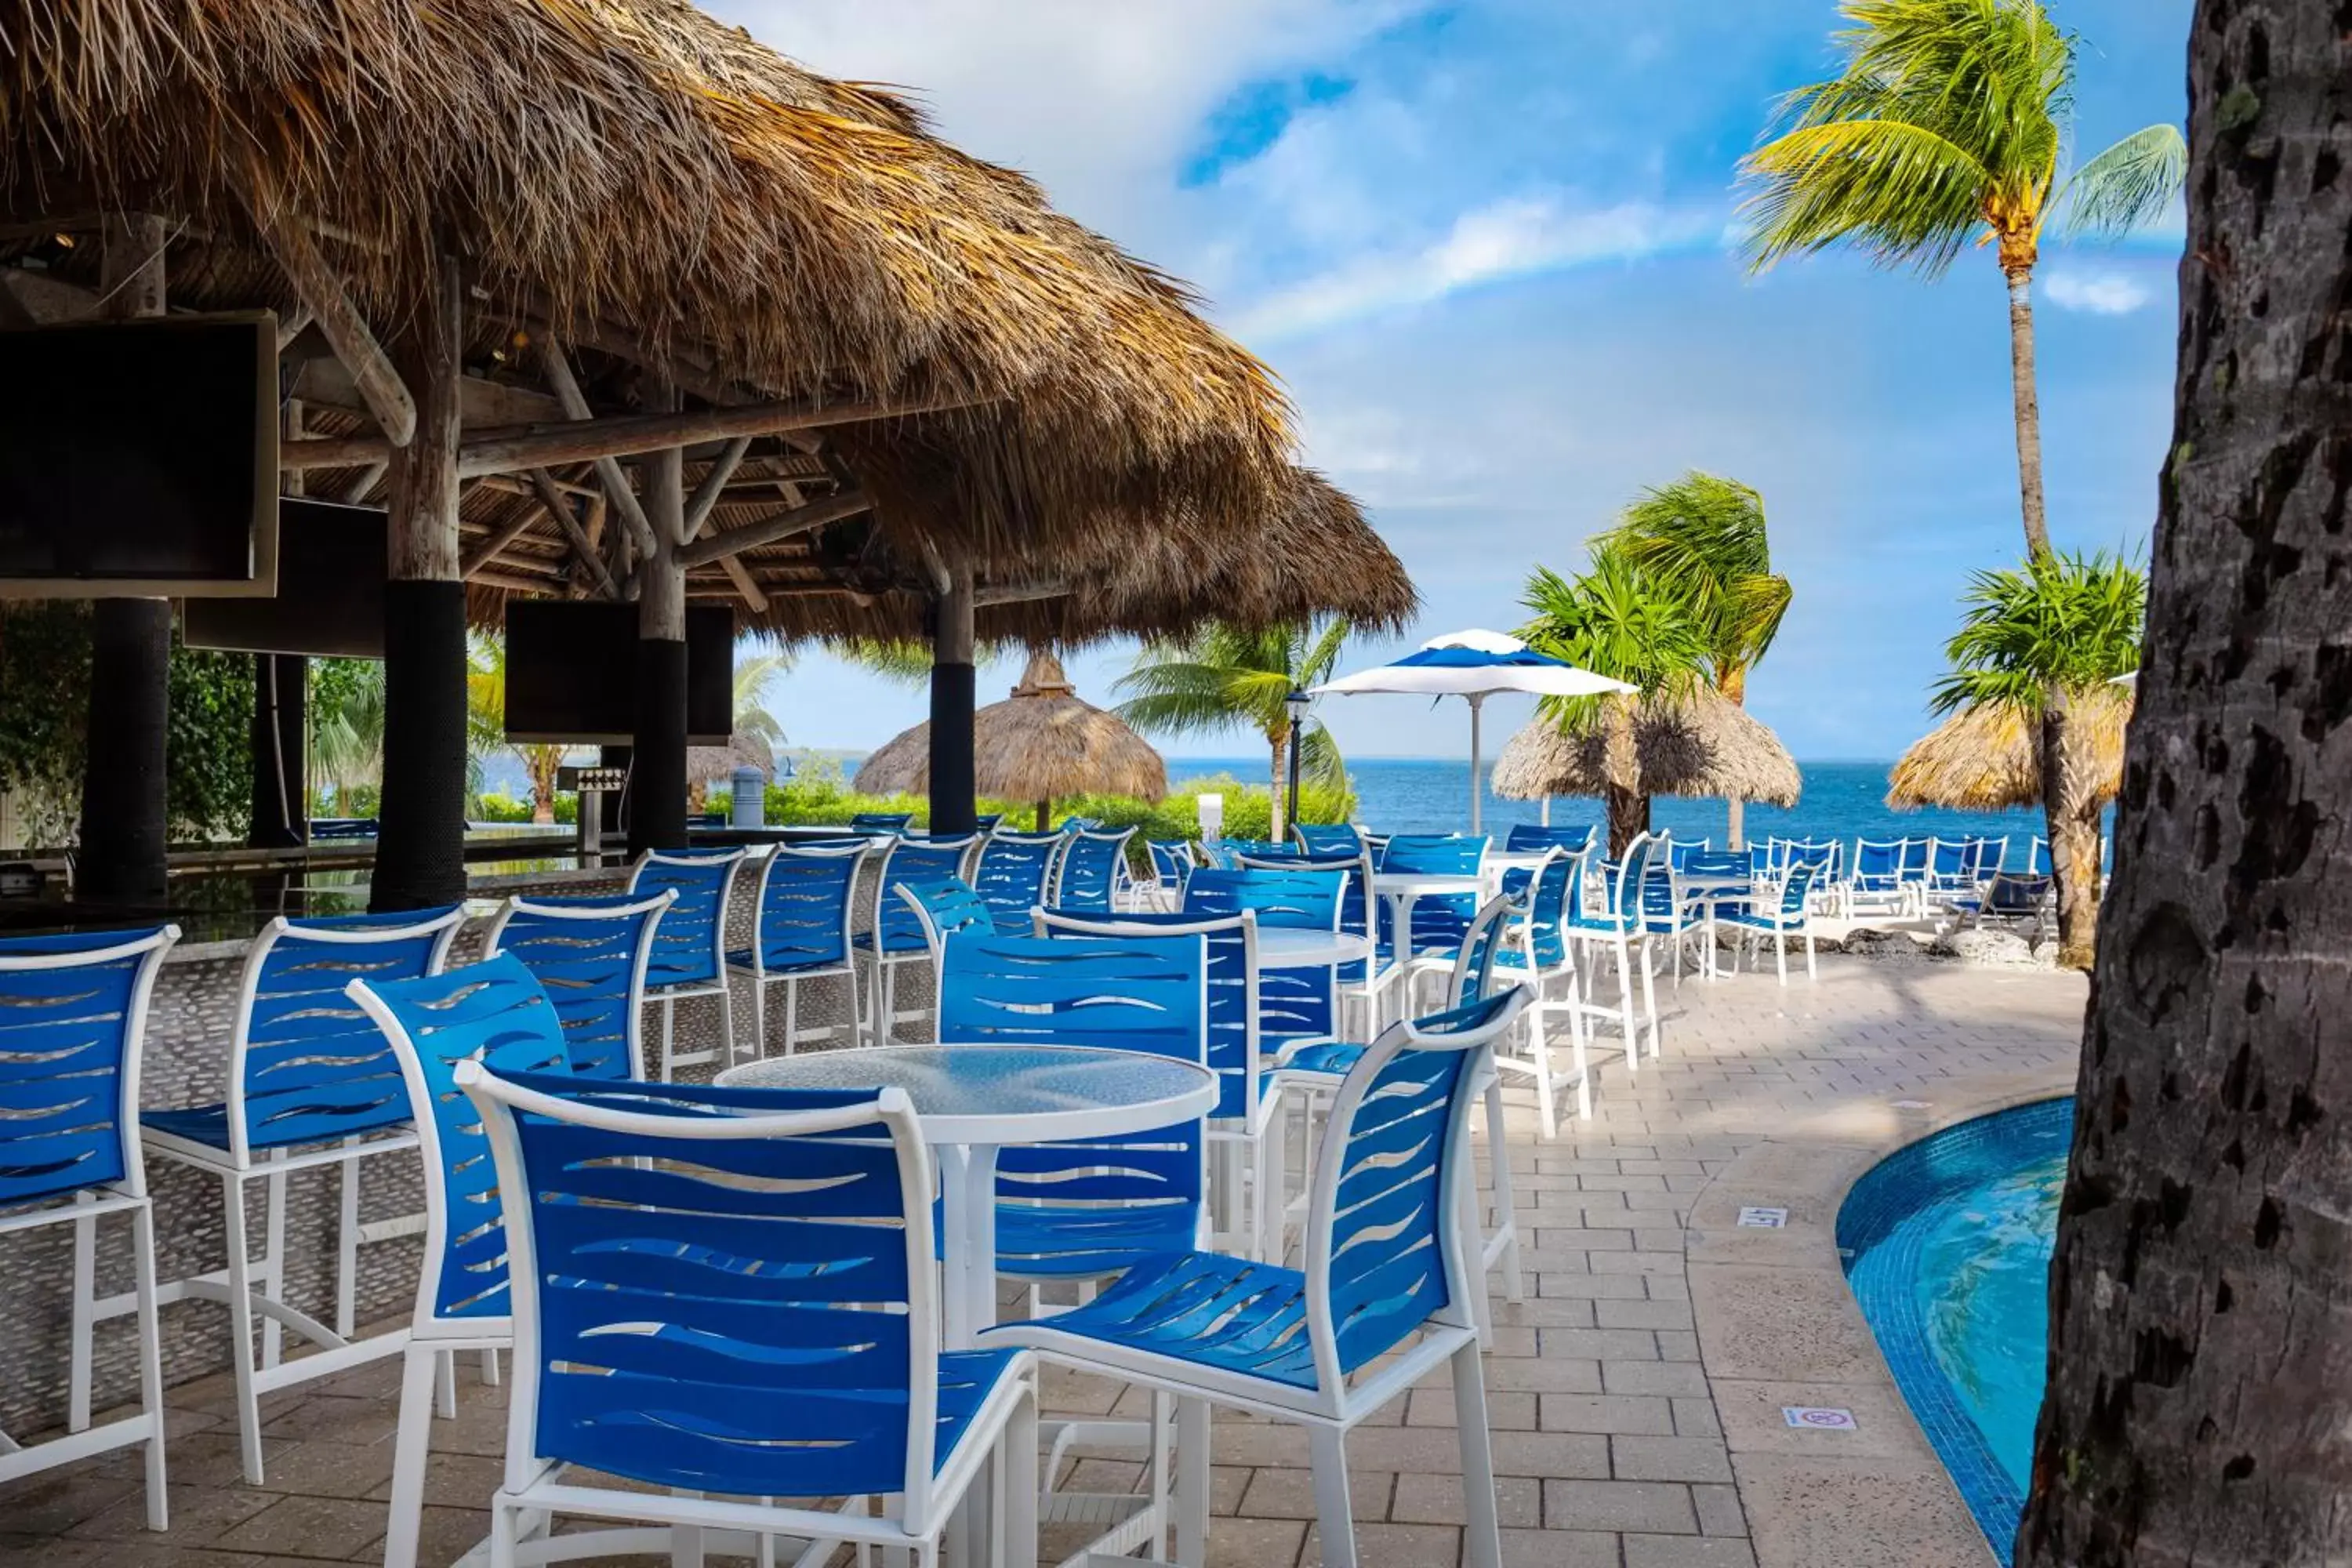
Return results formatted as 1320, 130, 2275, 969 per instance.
504, 601, 734, 745
0, 311, 279, 597
181, 499, 387, 657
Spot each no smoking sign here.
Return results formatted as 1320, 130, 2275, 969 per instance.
1782, 1406, 1858, 1430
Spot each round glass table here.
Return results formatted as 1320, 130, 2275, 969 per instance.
1253, 927, 1374, 969
717, 1043, 1218, 1346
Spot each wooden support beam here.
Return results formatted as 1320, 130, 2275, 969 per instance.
339, 463, 387, 506
975, 580, 1070, 608
453, 389, 983, 478
281, 435, 397, 470
472, 566, 571, 594
459, 503, 550, 579
274, 305, 313, 352
683, 436, 750, 544
528, 467, 618, 598
245, 202, 417, 446
538, 336, 661, 561
677, 492, 872, 568
715, 554, 769, 615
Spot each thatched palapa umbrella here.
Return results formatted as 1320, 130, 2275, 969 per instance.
855, 652, 1165, 830
1492, 686, 1801, 855
1886, 691, 2130, 814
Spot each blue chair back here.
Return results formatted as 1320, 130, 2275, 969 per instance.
485, 891, 673, 1080
0, 925, 176, 1207
229, 907, 465, 1156
1928, 837, 1969, 885
1145, 840, 1195, 895
1307, 988, 1529, 1380
1964, 836, 2007, 880
869, 834, 982, 955
1852, 839, 1904, 889
629, 849, 749, 990
1506, 823, 1592, 855
2027, 837, 2051, 875
1381, 835, 1485, 875
971, 831, 1065, 933
1897, 837, 1934, 883
1186, 866, 1345, 1042
937, 935, 1210, 1273
1788, 838, 1842, 880
895, 878, 993, 959
1037, 910, 1258, 1123
1293, 823, 1363, 857
1774, 862, 1820, 919
850, 812, 914, 835
1665, 839, 1717, 873
459, 1067, 955, 1509
1055, 816, 1103, 834
1054, 827, 1135, 916
973, 812, 1004, 833
1521, 851, 1578, 971
351, 954, 571, 1323
1446, 898, 1512, 1007
309, 818, 378, 840
749, 841, 870, 975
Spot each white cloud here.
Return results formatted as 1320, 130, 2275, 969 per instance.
1230, 195, 1717, 343
2044, 268, 2158, 316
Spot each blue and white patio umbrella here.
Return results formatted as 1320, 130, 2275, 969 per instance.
1310, 630, 1636, 833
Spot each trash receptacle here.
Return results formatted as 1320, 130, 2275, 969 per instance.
731, 766, 767, 828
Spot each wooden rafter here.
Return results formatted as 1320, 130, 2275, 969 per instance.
528, 467, 618, 598
537, 336, 660, 560
244, 204, 417, 446
677, 492, 872, 568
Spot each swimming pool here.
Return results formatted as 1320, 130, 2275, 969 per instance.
1838, 1098, 2074, 1565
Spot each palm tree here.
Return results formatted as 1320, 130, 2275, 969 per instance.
1599, 472, 1792, 849
1741, 0, 2185, 558
1740, 0, 2179, 955
1116, 620, 1351, 844
308, 659, 385, 812
1517, 551, 1712, 855
733, 651, 789, 760
1932, 550, 2143, 967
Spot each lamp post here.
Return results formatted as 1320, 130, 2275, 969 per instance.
1283, 687, 1310, 844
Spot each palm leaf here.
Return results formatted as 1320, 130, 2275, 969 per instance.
2056, 123, 2187, 239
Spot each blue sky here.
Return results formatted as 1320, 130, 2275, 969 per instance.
720, 0, 2191, 762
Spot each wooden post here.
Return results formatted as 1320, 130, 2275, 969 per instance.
929, 553, 978, 837
371, 255, 466, 910
75, 213, 172, 904
630, 384, 690, 856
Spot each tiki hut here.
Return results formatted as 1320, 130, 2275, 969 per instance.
1, 0, 1342, 896
1886, 691, 2132, 812
855, 652, 1165, 829
1492, 686, 1801, 854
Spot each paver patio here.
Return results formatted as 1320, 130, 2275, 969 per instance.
0, 955, 2085, 1568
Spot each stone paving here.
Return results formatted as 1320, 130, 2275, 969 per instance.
0, 955, 2086, 1568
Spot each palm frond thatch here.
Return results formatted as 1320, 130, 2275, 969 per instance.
1886, 689, 2130, 812
853, 651, 1165, 803
1492, 686, 1801, 806
688, 733, 777, 786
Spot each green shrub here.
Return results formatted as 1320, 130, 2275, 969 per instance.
474, 793, 533, 823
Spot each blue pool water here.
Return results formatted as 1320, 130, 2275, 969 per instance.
1838, 1098, 2074, 1563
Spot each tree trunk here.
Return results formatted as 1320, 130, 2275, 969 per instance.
2003, 260, 2054, 564
1269, 734, 1288, 846
1604, 786, 1650, 859
2014, 6, 2352, 1564
1726, 797, 1745, 854
2044, 691, 2103, 969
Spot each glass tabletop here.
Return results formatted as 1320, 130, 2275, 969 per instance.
715, 1044, 1217, 1144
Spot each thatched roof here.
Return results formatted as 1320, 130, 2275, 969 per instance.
852, 651, 1165, 802
1492, 686, 1802, 806
688, 734, 776, 785
1886, 691, 2131, 814
2, 0, 1318, 622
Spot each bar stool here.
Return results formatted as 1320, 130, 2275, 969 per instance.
136, 906, 464, 1483
627, 848, 750, 1078
0, 924, 178, 1527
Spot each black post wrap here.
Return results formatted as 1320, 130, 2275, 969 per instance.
372, 579, 468, 911
928, 659, 978, 836
630, 637, 689, 856
76, 598, 172, 902
249, 654, 308, 849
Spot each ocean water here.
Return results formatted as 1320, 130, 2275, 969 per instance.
1167, 756, 2053, 851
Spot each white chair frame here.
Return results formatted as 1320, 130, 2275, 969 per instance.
1563, 833, 1662, 1073
856, 834, 983, 1046
1490, 848, 1592, 1138
0, 925, 178, 1529
984, 989, 1531, 1568
132, 909, 464, 1485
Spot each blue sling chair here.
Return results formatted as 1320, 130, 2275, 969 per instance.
453, 1062, 1039, 1568
137, 905, 466, 1484
0, 925, 179, 1528
626, 847, 752, 1079
728, 839, 873, 1056
982, 986, 1532, 1568
481, 890, 675, 1080
857, 833, 984, 1044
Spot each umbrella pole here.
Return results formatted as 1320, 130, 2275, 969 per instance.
1468, 692, 1484, 837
